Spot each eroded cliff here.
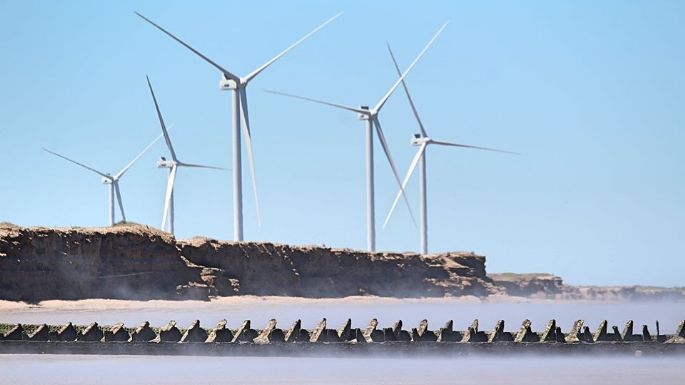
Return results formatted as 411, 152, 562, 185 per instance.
0, 223, 494, 301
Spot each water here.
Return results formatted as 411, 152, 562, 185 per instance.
0, 355, 683, 385
0, 297, 682, 333
1, 297, 683, 384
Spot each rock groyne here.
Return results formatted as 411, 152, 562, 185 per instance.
1, 319, 683, 357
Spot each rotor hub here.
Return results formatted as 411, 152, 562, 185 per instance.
219, 76, 240, 91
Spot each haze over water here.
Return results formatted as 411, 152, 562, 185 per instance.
1, 297, 683, 384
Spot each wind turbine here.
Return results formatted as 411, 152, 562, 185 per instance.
382, 43, 517, 255
43, 135, 162, 226
145, 75, 226, 235
266, 22, 448, 252
136, 11, 342, 241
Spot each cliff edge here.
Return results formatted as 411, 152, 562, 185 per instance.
0, 223, 495, 302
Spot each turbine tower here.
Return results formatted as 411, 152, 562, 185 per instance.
266, 23, 449, 252
136, 12, 342, 241
382, 44, 517, 255
43, 135, 162, 226
145, 76, 226, 235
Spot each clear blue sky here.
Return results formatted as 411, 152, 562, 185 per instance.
1, 1, 683, 286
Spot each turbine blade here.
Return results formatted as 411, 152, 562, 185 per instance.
146, 75, 178, 162
240, 88, 262, 227
178, 162, 228, 170
383, 143, 427, 228
244, 12, 343, 82
114, 182, 126, 223
135, 12, 240, 82
373, 118, 417, 227
386, 43, 428, 137
115, 131, 164, 180
161, 165, 177, 231
265, 89, 367, 114
42, 148, 109, 179
431, 140, 519, 155
374, 21, 449, 112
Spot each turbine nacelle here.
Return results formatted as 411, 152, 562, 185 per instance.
357, 106, 373, 120
156, 158, 175, 168
411, 134, 430, 146
219, 76, 241, 91
101, 176, 114, 185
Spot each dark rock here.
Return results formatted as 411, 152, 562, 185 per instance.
79, 322, 103, 342
593, 321, 612, 342
2, 324, 24, 341
130, 321, 157, 342
232, 320, 257, 343
28, 324, 49, 341
104, 324, 129, 342
206, 320, 232, 343
284, 320, 302, 343
337, 319, 352, 342
158, 321, 182, 342
514, 319, 539, 343
309, 319, 328, 342
622, 321, 642, 342
181, 320, 207, 343
565, 320, 584, 343
540, 320, 557, 342
55, 323, 78, 342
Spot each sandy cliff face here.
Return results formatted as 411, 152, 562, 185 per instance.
179, 237, 492, 298
0, 224, 204, 302
0, 224, 494, 301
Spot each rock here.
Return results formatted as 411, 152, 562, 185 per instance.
565, 320, 584, 343
622, 321, 642, 342
554, 327, 566, 343
2, 324, 24, 341
540, 320, 557, 342
28, 324, 50, 341
642, 325, 652, 342
158, 321, 182, 342
206, 320, 232, 343
337, 319, 352, 342
254, 319, 278, 344
580, 326, 594, 343
363, 319, 379, 343
232, 320, 257, 343
463, 319, 488, 343
181, 320, 207, 343
55, 323, 78, 342
79, 322, 104, 342
514, 319, 539, 343
593, 321, 612, 342
309, 319, 328, 342
284, 320, 302, 343
104, 324, 129, 342
130, 321, 157, 342
412, 320, 437, 342
393, 321, 411, 342
488, 320, 513, 342
438, 320, 462, 342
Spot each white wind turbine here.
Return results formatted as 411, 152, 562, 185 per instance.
145, 76, 226, 235
43, 135, 162, 226
382, 43, 517, 255
136, 11, 342, 241
266, 23, 449, 252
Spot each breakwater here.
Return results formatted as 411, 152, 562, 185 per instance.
1, 319, 683, 357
